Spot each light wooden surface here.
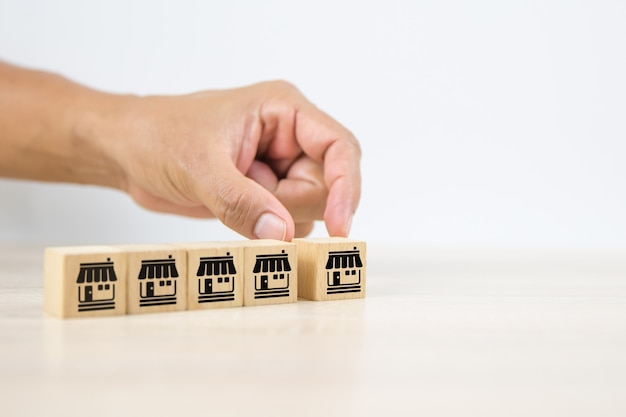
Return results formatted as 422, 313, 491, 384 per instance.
2, 245, 626, 417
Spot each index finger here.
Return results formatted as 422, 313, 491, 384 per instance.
294, 102, 362, 237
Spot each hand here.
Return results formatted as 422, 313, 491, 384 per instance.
98, 81, 361, 241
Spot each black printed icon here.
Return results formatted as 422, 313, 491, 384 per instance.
196, 252, 237, 303
253, 250, 291, 299
325, 247, 363, 295
76, 258, 117, 312
138, 255, 179, 307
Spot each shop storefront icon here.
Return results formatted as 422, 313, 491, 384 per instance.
253, 250, 291, 299
325, 247, 363, 295
196, 252, 237, 303
76, 258, 117, 312
138, 255, 179, 307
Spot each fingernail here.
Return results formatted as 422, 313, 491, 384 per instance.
254, 213, 287, 240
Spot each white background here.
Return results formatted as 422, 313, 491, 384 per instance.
0, 0, 625, 247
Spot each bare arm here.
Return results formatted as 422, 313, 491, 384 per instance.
0, 61, 361, 240
0, 61, 125, 186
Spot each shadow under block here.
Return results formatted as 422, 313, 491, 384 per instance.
179, 242, 244, 310
44, 246, 127, 318
119, 244, 187, 314
294, 237, 366, 301
241, 239, 298, 307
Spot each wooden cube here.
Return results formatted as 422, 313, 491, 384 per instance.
44, 246, 127, 318
294, 237, 366, 301
179, 242, 244, 310
120, 244, 187, 314
242, 239, 297, 306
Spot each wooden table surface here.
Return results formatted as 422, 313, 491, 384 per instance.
1, 245, 626, 417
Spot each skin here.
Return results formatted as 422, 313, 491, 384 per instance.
0, 61, 361, 241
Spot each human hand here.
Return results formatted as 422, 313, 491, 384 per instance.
97, 81, 361, 241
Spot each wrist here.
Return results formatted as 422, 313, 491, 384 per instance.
71, 88, 137, 190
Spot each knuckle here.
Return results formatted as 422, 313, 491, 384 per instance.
259, 79, 301, 98
216, 184, 254, 231
270, 79, 298, 92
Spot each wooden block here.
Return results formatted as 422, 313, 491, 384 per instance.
294, 237, 366, 301
119, 244, 187, 314
241, 239, 298, 307
177, 242, 244, 310
44, 246, 127, 318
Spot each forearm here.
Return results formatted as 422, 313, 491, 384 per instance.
0, 61, 124, 188
0, 63, 360, 238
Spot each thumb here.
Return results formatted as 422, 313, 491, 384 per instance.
196, 160, 295, 241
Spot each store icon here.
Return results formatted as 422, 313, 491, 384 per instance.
138, 255, 179, 307
76, 258, 117, 312
325, 247, 363, 295
253, 250, 292, 299
196, 252, 237, 303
